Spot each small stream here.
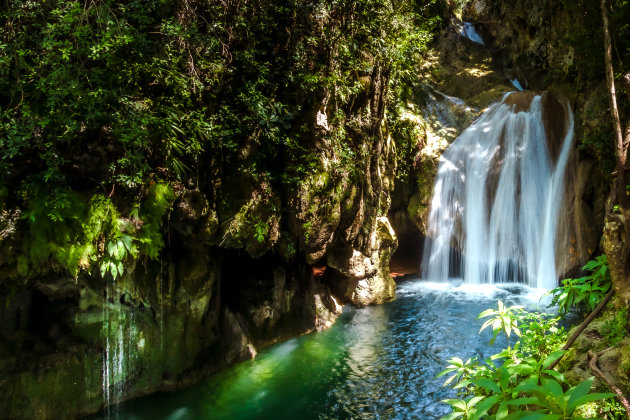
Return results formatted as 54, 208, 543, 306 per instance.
96, 278, 551, 420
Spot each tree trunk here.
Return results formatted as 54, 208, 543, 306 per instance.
624, 72, 630, 166
602, 0, 626, 170
601, 0, 628, 207
602, 0, 630, 296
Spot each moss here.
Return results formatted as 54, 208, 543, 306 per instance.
617, 338, 630, 392
1, 350, 102, 419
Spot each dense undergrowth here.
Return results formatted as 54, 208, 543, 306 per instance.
0, 0, 449, 290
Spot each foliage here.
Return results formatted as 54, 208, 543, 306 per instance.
548, 255, 612, 315
477, 300, 524, 348
254, 220, 269, 243
389, 116, 424, 181
516, 376, 615, 419
0, 0, 445, 284
100, 234, 138, 280
602, 306, 628, 346
437, 298, 617, 420
437, 357, 480, 387
514, 312, 566, 360
441, 396, 485, 420
136, 182, 175, 259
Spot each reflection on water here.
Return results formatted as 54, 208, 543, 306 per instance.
97, 279, 550, 420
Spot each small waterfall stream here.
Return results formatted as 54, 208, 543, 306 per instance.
459, 22, 485, 45
421, 92, 574, 289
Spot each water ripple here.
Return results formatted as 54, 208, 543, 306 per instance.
100, 279, 550, 420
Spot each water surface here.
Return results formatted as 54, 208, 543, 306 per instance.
101, 279, 549, 420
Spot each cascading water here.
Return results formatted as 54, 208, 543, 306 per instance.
459, 22, 485, 45
421, 92, 574, 289
102, 277, 138, 419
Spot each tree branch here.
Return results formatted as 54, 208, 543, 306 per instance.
547, 288, 615, 371
588, 350, 630, 416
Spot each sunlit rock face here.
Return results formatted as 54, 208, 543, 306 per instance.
325, 217, 397, 306
421, 91, 576, 289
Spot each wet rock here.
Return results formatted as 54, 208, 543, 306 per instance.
556, 158, 606, 279
462, 0, 578, 88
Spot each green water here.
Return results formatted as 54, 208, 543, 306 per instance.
97, 279, 549, 419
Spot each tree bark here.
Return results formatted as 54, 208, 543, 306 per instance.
624, 72, 630, 166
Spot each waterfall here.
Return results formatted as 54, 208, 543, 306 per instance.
421, 92, 574, 289
102, 277, 136, 419
511, 79, 524, 91
459, 22, 485, 45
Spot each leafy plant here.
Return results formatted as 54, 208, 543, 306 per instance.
478, 300, 525, 348
516, 376, 615, 418
504, 350, 567, 386
441, 396, 486, 420
439, 301, 617, 420
100, 234, 138, 280
437, 357, 480, 387
254, 220, 269, 243
548, 255, 612, 315
514, 312, 566, 359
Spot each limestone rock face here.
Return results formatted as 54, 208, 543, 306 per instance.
462, 0, 578, 89
556, 158, 606, 279
326, 217, 397, 306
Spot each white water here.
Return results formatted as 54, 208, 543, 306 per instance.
459, 22, 485, 45
102, 278, 135, 419
511, 79, 524, 91
421, 92, 574, 289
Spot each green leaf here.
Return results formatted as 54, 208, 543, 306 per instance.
566, 376, 594, 412
472, 395, 500, 418
478, 309, 496, 319
542, 378, 563, 399
117, 261, 124, 277
442, 399, 466, 411
518, 414, 561, 420
453, 379, 471, 389
473, 378, 501, 394
468, 396, 485, 408
107, 241, 116, 257
514, 377, 539, 393
542, 370, 565, 383
568, 391, 615, 413
542, 350, 566, 369
109, 261, 118, 279
443, 373, 459, 386
436, 368, 457, 378
449, 357, 464, 366
497, 401, 509, 419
